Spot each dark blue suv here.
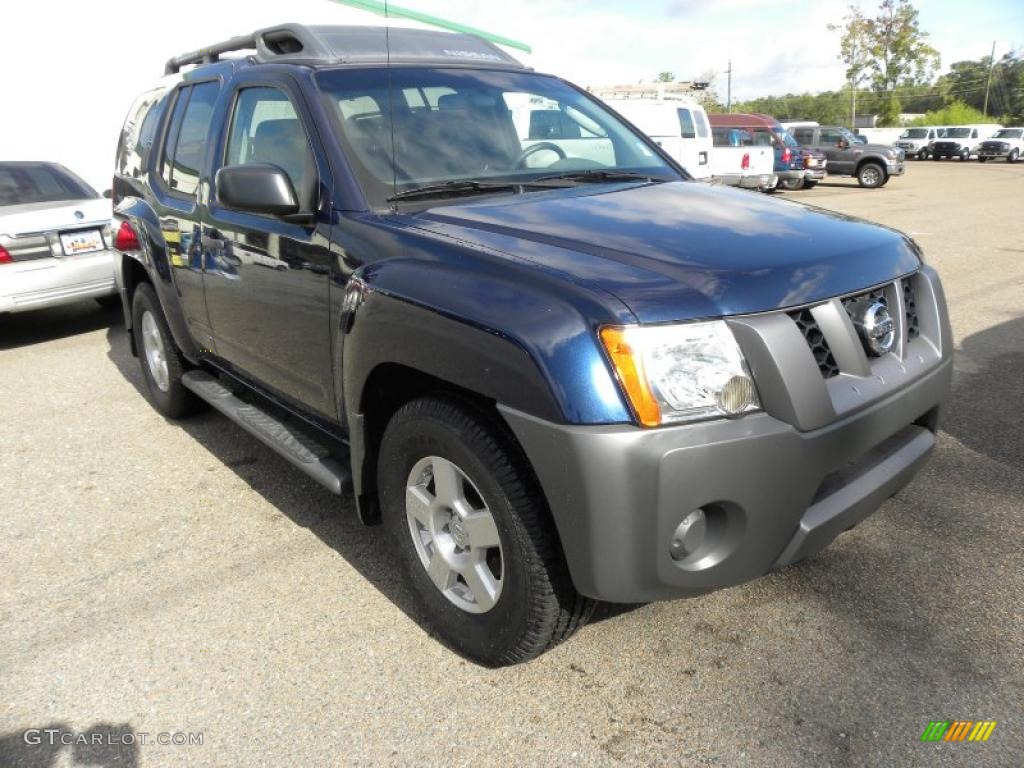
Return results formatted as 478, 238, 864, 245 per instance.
113, 24, 952, 666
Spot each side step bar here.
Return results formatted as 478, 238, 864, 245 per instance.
182, 370, 351, 495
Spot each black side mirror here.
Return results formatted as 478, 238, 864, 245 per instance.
103, 189, 112, 199
216, 164, 300, 216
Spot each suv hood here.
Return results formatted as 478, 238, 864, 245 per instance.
0, 198, 111, 237
416, 181, 920, 323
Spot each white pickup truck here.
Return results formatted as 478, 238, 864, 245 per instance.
709, 126, 777, 191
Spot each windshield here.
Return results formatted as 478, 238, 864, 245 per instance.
901, 129, 928, 139
316, 68, 679, 207
0, 162, 98, 207
946, 128, 971, 138
993, 129, 1022, 139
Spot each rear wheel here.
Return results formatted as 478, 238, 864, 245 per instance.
857, 162, 886, 188
378, 397, 593, 666
131, 283, 201, 419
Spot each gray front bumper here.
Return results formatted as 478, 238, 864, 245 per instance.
501, 266, 952, 603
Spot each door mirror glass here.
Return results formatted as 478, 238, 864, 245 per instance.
215, 164, 299, 216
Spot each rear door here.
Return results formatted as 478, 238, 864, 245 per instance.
202, 73, 336, 419
151, 81, 221, 350
817, 127, 853, 173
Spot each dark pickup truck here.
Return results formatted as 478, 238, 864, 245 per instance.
790, 125, 905, 188
112, 24, 951, 666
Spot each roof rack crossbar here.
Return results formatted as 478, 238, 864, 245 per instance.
165, 33, 257, 75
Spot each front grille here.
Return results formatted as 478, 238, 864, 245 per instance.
840, 287, 885, 324
789, 308, 839, 378
903, 278, 920, 340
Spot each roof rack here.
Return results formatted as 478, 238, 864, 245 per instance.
164, 23, 525, 75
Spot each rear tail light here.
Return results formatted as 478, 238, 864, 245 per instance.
115, 220, 141, 252
741, 153, 750, 170
782, 147, 792, 164
0, 245, 11, 265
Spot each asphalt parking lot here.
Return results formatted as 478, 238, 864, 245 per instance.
1, 161, 1022, 767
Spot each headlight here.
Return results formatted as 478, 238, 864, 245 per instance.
600, 321, 761, 427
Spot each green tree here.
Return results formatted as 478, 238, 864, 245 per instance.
830, 0, 940, 125
910, 100, 992, 126
656, 72, 675, 83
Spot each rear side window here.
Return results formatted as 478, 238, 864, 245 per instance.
159, 82, 220, 197
224, 87, 316, 207
116, 88, 170, 179
792, 128, 814, 145
0, 163, 97, 206
693, 110, 709, 138
677, 109, 695, 139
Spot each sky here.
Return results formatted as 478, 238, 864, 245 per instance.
1, 0, 1020, 191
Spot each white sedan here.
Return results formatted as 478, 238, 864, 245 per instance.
0, 162, 118, 314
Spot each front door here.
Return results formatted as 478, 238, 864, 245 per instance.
202, 77, 336, 420
818, 127, 853, 173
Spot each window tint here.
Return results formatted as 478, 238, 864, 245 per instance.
225, 87, 316, 207
169, 82, 219, 196
0, 163, 97, 206
819, 128, 845, 145
116, 89, 169, 179
160, 89, 190, 189
792, 128, 814, 144
677, 109, 696, 139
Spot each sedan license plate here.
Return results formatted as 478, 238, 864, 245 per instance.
60, 229, 104, 256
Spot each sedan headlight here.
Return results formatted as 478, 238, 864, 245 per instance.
600, 321, 761, 427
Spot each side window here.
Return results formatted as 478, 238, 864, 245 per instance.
820, 128, 844, 145
170, 82, 219, 196
159, 82, 219, 197
793, 128, 814, 145
971, 129, 978, 138
136, 98, 167, 173
677, 109, 696, 139
693, 110, 709, 138
529, 109, 582, 140
225, 86, 316, 207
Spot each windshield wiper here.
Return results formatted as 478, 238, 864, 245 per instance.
387, 180, 522, 203
532, 169, 659, 185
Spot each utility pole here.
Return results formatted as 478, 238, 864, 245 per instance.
982, 40, 996, 116
850, 41, 857, 129
726, 60, 732, 112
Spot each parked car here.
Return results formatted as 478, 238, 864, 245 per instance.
708, 113, 814, 191
0, 162, 117, 314
789, 125, 905, 188
708, 127, 777, 190
894, 126, 947, 160
801, 147, 828, 188
976, 127, 1023, 163
601, 97, 712, 180
930, 124, 1002, 160
113, 24, 952, 666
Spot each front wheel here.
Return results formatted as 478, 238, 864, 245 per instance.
378, 397, 594, 666
857, 162, 886, 188
131, 283, 201, 419
959, 148, 971, 161
917, 149, 929, 160
1009, 149, 1020, 164
978, 156, 988, 163
778, 177, 803, 191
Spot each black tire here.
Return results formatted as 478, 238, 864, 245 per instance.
777, 177, 803, 191
802, 179, 819, 189
1009, 149, 1020, 164
857, 161, 886, 188
917, 149, 929, 160
131, 282, 201, 419
978, 156, 988, 163
959, 148, 970, 161
378, 397, 594, 666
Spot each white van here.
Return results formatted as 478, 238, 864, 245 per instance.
602, 97, 713, 180
930, 124, 1002, 160
894, 126, 947, 159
